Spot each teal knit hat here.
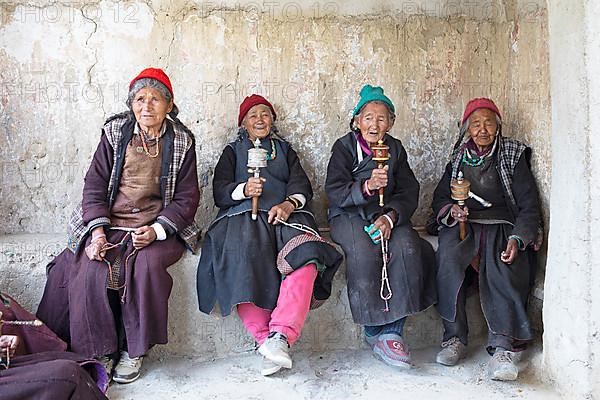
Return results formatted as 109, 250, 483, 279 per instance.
352, 85, 395, 116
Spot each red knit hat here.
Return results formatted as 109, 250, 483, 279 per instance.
238, 94, 276, 126
129, 68, 174, 99
461, 97, 501, 124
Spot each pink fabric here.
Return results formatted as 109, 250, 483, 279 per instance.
236, 263, 317, 346
355, 132, 372, 156
363, 180, 374, 197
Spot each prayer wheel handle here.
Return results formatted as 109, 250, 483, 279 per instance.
251, 194, 259, 221
247, 138, 268, 221
371, 139, 390, 207
450, 171, 470, 241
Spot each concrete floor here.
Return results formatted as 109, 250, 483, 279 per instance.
108, 345, 561, 400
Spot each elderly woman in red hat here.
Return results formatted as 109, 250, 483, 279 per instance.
431, 98, 542, 381
196, 94, 342, 376
37, 68, 200, 384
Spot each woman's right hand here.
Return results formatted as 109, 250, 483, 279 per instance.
449, 204, 469, 223
366, 165, 389, 191
85, 228, 107, 261
0, 335, 19, 358
244, 177, 266, 197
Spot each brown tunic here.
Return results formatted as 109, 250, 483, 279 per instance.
110, 134, 162, 228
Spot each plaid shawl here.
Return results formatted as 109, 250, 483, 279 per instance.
67, 115, 200, 253
450, 135, 527, 207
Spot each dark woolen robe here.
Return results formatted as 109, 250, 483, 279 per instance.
37, 118, 199, 358
0, 293, 108, 399
197, 136, 342, 315
0, 352, 108, 400
432, 145, 541, 341
325, 132, 437, 326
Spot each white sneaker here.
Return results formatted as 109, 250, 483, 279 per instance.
95, 355, 114, 379
489, 349, 518, 381
261, 356, 282, 376
113, 351, 143, 384
258, 332, 292, 369
436, 337, 466, 366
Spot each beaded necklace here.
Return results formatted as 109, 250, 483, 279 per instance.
260, 138, 276, 161
139, 130, 160, 158
461, 148, 485, 167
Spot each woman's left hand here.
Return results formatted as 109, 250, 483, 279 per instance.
370, 214, 393, 241
268, 201, 295, 224
500, 238, 519, 264
132, 226, 157, 249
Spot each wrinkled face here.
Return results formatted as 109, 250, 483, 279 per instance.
243, 104, 273, 141
467, 108, 498, 151
355, 102, 394, 145
132, 87, 173, 132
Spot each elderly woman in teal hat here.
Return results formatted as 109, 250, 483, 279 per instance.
325, 85, 436, 369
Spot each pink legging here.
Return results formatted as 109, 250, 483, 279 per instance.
237, 263, 317, 346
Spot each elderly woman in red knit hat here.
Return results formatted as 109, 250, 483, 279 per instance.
431, 98, 542, 381
196, 94, 342, 376
37, 68, 200, 384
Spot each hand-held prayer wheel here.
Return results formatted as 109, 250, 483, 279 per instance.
247, 138, 268, 221
371, 139, 390, 207
450, 171, 470, 240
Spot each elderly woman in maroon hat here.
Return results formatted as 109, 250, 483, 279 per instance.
431, 98, 542, 381
37, 68, 200, 384
196, 94, 342, 376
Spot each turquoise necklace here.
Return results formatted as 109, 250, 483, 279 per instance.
266, 138, 277, 161
461, 148, 485, 167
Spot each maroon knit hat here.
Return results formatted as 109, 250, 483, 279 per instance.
129, 68, 174, 99
238, 94, 277, 126
461, 97, 501, 124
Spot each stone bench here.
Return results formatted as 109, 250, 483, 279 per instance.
0, 231, 488, 361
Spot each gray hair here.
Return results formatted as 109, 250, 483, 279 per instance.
126, 78, 179, 117
351, 100, 396, 131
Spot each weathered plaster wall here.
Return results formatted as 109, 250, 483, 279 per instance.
545, 1, 600, 398
0, 0, 550, 229
0, 0, 552, 358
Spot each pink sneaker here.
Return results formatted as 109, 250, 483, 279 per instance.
373, 333, 411, 368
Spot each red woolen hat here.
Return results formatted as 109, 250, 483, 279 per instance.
129, 68, 174, 99
461, 97, 501, 124
238, 94, 277, 126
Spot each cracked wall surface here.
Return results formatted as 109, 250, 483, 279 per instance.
0, 0, 554, 371
0, 0, 551, 231
0, 0, 552, 327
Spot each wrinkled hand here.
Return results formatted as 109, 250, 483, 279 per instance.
132, 226, 157, 249
0, 335, 19, 358
244, 177, 266, 197
369, 215, 394, 241
449, 204, 469, 223
268, 201, 295, 224
500, 238, 519, 264
85, 236, 107, 261
366, 165, 389, 191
